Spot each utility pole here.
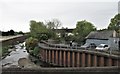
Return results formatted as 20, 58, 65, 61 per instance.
118, 28, 120, 52
117, 21, 120, 51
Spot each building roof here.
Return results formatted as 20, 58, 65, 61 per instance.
53, 28, 74, 33
86, 30, 115, 40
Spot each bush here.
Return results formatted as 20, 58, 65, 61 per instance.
2, 46, 10, 56
32, 46, 40, 56
25, 37, 38, 52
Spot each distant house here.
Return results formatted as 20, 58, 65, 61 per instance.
85, 30, 120, 50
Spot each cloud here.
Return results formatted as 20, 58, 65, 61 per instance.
0, 1, 118, 32
0, 0, 119, 3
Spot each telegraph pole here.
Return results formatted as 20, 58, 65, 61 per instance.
117, 21, 120, 51
118, 1, 120, 51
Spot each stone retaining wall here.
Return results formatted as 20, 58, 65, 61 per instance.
2, 67, 119, 74
1, 35, 27, 46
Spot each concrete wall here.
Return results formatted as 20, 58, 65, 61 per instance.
2, 67, 119, 74
1, 35, 27, 46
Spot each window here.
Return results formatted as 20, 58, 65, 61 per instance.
104, 45, 108, 47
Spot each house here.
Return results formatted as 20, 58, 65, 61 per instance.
85, 30, 120, 50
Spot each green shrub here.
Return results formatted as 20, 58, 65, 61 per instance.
2, 46, 10, 56
33, 46, 40, 56
25, 37, 38, 52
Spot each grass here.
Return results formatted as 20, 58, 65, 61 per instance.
0, 45, 12, 58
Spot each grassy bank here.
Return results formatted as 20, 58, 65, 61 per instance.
0, 45, 14, 59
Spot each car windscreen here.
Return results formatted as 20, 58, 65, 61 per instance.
98, 45, 104, 48
83, 43, 89, 46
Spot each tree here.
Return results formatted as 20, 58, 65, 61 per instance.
108, 14, 120, 31
9, 29, 15, 35
46, 19, 62, 29
18, 31, 24, 35
73, 20, 96, 44
45, 20, 55, 29
116, 22, 120, 33
52, 19, 62, 29
25, 37, 38, 52
30, 20, 49, 40
45, 19, 62, 39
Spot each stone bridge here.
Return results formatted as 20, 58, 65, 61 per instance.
39, 41, 120, 67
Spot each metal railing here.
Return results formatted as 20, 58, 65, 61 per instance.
39, 41, 120, 56
40, 40, 82, 49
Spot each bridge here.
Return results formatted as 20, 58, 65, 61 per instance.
2, 41, 119, 74
1, 37, 120, 74
39, 41, 120, 67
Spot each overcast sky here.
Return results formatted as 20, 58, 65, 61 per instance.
0, 0, 119, 32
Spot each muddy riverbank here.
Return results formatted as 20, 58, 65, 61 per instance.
0, 42, 40, 68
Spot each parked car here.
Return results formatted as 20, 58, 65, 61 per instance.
72, 42, 78, 47
96, 44, 110, 51
81, 43, 96, 49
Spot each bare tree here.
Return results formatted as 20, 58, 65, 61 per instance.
45, 20, 55, 29
45, 19, 62, 29
52, 19, 62, 29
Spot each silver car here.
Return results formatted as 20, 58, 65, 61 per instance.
96, 44, 110, 51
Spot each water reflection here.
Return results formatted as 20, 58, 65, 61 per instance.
0, 42, 29, 68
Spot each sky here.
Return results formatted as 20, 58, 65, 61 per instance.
0, 0, 119, 32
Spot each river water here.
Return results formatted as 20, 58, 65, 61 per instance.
0, 42, 37, 68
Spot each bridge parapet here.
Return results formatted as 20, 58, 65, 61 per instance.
2, 66, 119, 74
38, 41, 120, 67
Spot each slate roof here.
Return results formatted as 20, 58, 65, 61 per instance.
86, 30, 115, 40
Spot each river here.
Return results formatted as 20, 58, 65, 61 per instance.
0, 42, 39, 68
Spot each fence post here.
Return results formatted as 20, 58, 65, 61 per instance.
63, 51, 66, 67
